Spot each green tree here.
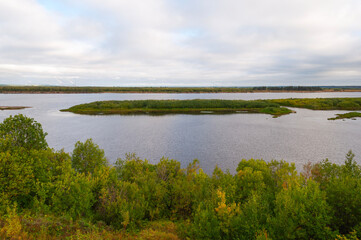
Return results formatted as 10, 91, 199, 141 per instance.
270, 177, 332, 239
71, 138, 108, 174
0, 114, 48, 151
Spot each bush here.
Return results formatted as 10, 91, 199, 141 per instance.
72, 139, 108, 174
270, 178, 332, 239
50, 170, 95, 219
0, 114, 48, 151
97, 180, 146, 229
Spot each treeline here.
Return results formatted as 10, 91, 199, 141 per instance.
1, 115, 361, 239
0, 86, 252, 93
1, 85, 359, 94
253, 86, 323, 91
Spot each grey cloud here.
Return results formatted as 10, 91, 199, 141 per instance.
0, 0, 361, 86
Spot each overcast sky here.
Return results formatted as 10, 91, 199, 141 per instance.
1, 0, 361, 86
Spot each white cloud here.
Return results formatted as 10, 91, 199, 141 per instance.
0, 0, 361, 86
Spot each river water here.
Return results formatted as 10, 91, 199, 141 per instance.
0, 92, 360, 173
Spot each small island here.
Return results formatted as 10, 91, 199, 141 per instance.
328, 112, 361, 120
61, 99, 293, 117
0, 106, 29, 110
61, 98, 361, 118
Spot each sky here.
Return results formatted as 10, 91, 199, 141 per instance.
1, 0, 361, 86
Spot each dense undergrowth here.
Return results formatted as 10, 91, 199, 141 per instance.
1, 114, 361, 239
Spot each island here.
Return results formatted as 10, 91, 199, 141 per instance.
61, 97, 361, 118
0, 106, 29, 110
328, 112, 361, 120
61, 99, 294, 117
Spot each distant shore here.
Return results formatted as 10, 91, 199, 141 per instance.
1, 86, 360, 94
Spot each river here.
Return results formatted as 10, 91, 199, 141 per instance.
0, 92, 360, 173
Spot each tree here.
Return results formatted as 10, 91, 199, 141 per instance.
71, 138, 108, 174
271, 177, 332, 239
0, 114, 48, 151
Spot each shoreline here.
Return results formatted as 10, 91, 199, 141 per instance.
0, 89, 361, 94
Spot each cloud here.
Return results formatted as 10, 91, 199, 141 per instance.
0, 0, 361, 86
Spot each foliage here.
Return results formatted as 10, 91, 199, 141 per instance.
270, 98, 361, 111
50, 170, 95, 219
0, 85, 253, 93
62, 98, 361, 120
0, 114, 48, 151
62, 99, 292, 117
72, 138, 108, 174
270, 177, 332, 239
328, 111, 361, 120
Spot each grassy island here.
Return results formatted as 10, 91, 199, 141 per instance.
61, 97, 361, 118
61, 99, 293, 117
328, 111, 361, 120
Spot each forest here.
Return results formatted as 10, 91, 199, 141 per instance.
1, 114, 361, 239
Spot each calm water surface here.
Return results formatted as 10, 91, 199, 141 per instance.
0, 92, 360, 173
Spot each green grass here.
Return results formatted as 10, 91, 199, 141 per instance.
328, 112, 361, 120
61, 99, 293, 117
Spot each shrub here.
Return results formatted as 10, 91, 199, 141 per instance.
72, 139, 108, 174
0, 114, 48, 151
